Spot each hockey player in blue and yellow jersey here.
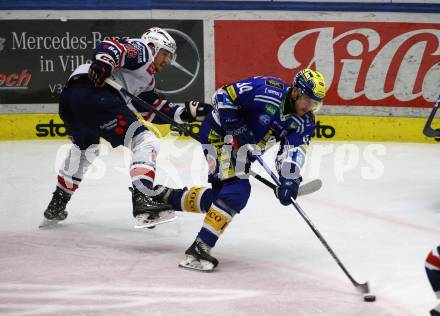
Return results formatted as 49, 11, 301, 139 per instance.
155, 68, 327, 271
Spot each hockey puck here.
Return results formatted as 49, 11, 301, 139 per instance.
363, 294, 376, 302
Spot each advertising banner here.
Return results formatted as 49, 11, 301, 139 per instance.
0, 19, 204, 104
215, 20, 440, 108
1, 113, 438, 143
0, 113, 196, 141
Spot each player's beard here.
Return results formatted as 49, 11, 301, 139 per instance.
284, 89, 296, 115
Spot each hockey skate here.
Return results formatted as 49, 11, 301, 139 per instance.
39, 187, 71, 229
179, 238, 219, 272
131, 186, 177, 229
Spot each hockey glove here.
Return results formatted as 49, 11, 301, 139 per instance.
88, 54, 115, 87
225, 121, 260, 164
181, 101, 213, 122
275, 177, 302, 205
225, 122, 256, 150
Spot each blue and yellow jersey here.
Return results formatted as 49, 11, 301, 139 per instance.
212, 75, 315, 179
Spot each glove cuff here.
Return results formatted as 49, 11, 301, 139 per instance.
95, 53, 116, 69
182, 101, 213, 123
280, 176, 302, 186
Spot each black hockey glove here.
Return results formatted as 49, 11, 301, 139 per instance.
88, 54, 115, 87
225, 121, 255, 149
181, 101, 213, 122
225, 120, 259, 163
275, 177, 302, 205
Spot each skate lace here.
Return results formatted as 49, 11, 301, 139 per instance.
48, 190, 69, 211
187, 239, 218, 267
138, 194, 160, 206
44, 189, 70, 219
134, 190, 169, 209
152, 186, 186, 205
196, 239, 211, 255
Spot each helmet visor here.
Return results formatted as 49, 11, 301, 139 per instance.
299, 92, 323, 113
311, 99, 323, 112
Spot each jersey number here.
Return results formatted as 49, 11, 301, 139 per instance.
236, 82, 253, 94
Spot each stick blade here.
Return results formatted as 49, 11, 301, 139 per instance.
298, 179, 323, 197
423, 97, 440, 137
355, 281, 370, 294
423, 127, 440, 138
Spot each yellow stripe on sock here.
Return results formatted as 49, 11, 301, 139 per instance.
182, 187, 208, 213
203, 206, 232, 235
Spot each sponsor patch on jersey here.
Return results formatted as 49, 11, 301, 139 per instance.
289, 121, 299, 130
265, 80, 284, 90
106, 45, 120, 57
226, 85, 237, 101
264, 104, 278, 116
265, 88, 282, 98
259, 114, 271, 126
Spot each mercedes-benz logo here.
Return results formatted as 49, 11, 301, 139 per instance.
154, 28, 201, 95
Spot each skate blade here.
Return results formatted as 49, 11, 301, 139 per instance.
38, 218, 60, 229
134, 214, 177, 229
178, 256, 215, 272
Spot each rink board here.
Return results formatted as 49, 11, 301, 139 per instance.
0, 113, 175, 141
1, 113, 438, 143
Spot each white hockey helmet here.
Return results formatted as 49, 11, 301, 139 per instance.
141, 27, 177, 63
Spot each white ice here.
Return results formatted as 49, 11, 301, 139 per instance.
0, 138, 439, 316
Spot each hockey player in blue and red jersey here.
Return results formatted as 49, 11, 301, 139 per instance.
40, 27, 211, 229
152, 68, 327, 271
426, 246, 440, 315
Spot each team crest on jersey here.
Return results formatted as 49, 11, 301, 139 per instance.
124, 43, 140, 58
226, 85, 237, 101
264, 104, 278, 116
265, 80, 284, 90
259, 114, 271, 126
129, 41, 148, 63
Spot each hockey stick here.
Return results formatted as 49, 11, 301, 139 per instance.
104, 78, 289, 192
105, 78, 201, 141
255, 155, 370, 294
423, 95, 440, 137
297, 178, 322, 197
253, 176, 322, 197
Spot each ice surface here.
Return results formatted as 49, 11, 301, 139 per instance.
0, 139, 439, 316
